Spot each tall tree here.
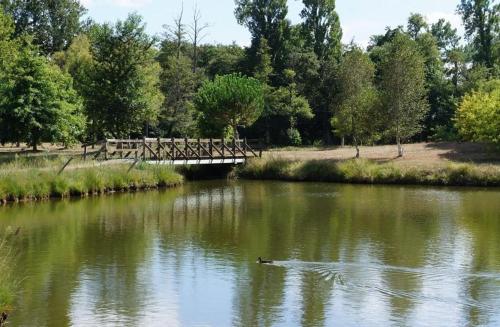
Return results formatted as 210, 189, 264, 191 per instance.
194, 74, 264, 139
332, 46, 379, 158
86, 14, 163, 139
300, 0, 342, 61
457, 0, 499, 69
0, 0, 86, 54
158, 54, 201, 137
235, 0, 290, 72
380, 33, 429, 157
188, 4, 209, 72
0, 44, 85, 150
407, 13, 428, 40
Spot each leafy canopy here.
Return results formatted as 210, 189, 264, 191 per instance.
455, 79, 500, 144
194, 73, 264, 138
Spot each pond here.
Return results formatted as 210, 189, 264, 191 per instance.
1, 181, 499, 326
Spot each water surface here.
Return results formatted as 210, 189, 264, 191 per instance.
1, 181, 499, 327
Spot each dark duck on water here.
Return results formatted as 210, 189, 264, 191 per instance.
257, 257, 273, 264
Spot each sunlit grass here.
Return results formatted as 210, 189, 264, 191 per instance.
0, 164, 184, 203
239, 157, 500, 186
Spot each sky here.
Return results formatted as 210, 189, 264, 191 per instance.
80, 0, 464, 47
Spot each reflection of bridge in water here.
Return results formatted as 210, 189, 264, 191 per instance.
85, 138, 263, 165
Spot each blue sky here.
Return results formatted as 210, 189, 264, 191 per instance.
80, 0, 464, 47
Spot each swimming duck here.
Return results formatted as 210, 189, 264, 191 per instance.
257, 257, 273, 264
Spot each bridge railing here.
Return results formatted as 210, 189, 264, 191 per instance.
84, 138, 264, 162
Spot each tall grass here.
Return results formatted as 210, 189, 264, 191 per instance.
238, 157, 500, 187
0, 164, 184, 203
0, 237, 15, 319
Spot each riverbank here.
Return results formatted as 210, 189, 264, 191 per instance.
238, 157, 500, 187
0, 163, 183, 204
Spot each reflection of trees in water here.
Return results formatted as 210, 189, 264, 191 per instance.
1, 183, 499, 326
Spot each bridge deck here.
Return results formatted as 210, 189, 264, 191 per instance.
84, 138, 262, 164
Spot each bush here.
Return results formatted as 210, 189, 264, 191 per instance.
455, 79, 500, 145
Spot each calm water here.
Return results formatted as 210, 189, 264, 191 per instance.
1, 181, 500, 327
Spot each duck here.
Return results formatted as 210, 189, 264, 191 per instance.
257, 257, 273, 264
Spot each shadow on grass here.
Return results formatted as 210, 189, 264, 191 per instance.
425, 142, 500, 164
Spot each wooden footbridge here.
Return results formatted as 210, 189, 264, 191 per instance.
84, 138, 263, 165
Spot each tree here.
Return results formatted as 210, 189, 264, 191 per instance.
457, 0, 499, 69
455, 79, 500, 144
188, 4, 209, 72
0, 0, 86, 54
85, 14, 163, 139
407, 13, 428, 40
194, 74, 264, 139
235, 0, 290, 72
300, 0, 342, 61
0, 45, 85, 150
159, 54, 201, 137
268, 69, 314, 145
380, 33, 429, 157
332, 46, 379, 158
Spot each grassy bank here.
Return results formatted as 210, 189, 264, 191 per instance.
238, 157, 500, 187
0, 163, 183, 203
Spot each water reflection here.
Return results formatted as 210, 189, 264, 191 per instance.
0, 181, 499, 326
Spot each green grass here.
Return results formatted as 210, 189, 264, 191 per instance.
238, 157, 500, 187
0, 238, 16, 315
0, 164, 184, 203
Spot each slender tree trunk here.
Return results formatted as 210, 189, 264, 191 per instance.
397, 136, 404, 157
341, 136, 345, 148
354, 136, 360, 158
233, 124, 239, 140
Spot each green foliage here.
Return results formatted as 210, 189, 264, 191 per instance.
332, 46, 380, 157
455, 79, 500, 144
1, 0, 86, 54
194, 74, 264, 138
158, 54, 201, 137
239, 157, 500, 186
457, 0, 499, 68
85, 14, 163, 139
300, 0, 342, 61
379, 33, 429, 155
235, 0, 290, 71
0, 44, 85, 149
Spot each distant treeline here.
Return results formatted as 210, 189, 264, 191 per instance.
0, 0, 498, 152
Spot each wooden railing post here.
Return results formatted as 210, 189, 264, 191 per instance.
83, 145, 87, 161
209, 138, 213, 158
104, 139, 108, 160
232, 138, 236, 159
184, 137, 189, 159
243, 138, 247, 158
142, 136, 146, 160
171, 137, 175, 160
221, 138, 225, 157
157, 137, 161, 160
197, 138, 201, 158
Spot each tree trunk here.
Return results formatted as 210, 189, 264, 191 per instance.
397, 136, 404, 157
233, 125, 240, 141
341, 136, 345, 148
354, 136, 360, 158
